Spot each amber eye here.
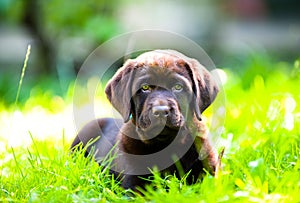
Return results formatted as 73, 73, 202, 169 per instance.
141, 84, 151, 92
173, 84, 183, 91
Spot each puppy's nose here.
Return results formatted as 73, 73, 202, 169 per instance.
152, 105, 169, 118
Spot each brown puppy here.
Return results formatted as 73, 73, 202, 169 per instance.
71, 50, 222, 190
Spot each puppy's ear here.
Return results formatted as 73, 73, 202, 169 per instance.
187, 59, 219, 121
105, 60, 136, 123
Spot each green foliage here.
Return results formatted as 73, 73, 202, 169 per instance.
40, 0, 120, 42
0, 0, 119, 42
1, 56, 300, 202
0, 0, 24, 23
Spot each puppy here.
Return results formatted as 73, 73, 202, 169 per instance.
71, 50, 222, 190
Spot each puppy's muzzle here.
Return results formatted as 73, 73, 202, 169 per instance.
152, 105, 170, 118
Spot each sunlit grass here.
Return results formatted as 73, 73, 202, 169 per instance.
0, 76, 113, 150
0, 56, 300, 202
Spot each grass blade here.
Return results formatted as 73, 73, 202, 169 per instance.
15, 44, 31, 105
11, 147, 25, 179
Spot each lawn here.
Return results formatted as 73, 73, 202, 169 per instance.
0, 55, 299, 202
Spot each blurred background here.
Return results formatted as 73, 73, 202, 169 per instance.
0, 0, 299, 105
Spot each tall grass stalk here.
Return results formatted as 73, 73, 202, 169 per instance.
15, 44, 31, 105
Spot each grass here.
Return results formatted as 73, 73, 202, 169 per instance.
0, 55, 300, 202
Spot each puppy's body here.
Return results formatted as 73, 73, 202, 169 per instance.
71, 50, 222, 190
72, 117, 212, 189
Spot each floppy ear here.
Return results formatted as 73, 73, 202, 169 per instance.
105, 60, 136, 123
187, 59, 219, 121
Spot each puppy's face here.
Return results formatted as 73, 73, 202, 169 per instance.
105, 50, 219, 144
131, 66, 194, 142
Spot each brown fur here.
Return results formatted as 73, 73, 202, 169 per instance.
71, 50, 222, 190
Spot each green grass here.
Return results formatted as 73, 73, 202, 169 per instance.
1, 56, 300, 202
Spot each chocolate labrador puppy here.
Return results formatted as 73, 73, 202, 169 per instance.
71, 50, 222, 190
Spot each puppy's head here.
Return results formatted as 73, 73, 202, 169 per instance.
105, 50, 219, 142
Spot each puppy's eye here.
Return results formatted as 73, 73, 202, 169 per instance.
141, 84, 151, 92
173, 84, 183, 91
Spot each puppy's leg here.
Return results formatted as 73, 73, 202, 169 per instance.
71, 119, 101, 146
189, 118, 223, 176
194, 136, 223, 176
70, 118, 123, 160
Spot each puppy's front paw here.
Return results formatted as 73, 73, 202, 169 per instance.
194, 136, 224, 176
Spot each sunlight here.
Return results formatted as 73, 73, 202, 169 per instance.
284, 96, 296, 113
230, 108, 241, 119
0, 97, 116, 152
0, 105, 76, 151
283, 96, 296, 131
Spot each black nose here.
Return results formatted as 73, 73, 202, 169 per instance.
152, 105, 170, 118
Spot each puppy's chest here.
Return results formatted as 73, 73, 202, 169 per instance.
118, 133, 199, 161
119, 134, 172, 155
